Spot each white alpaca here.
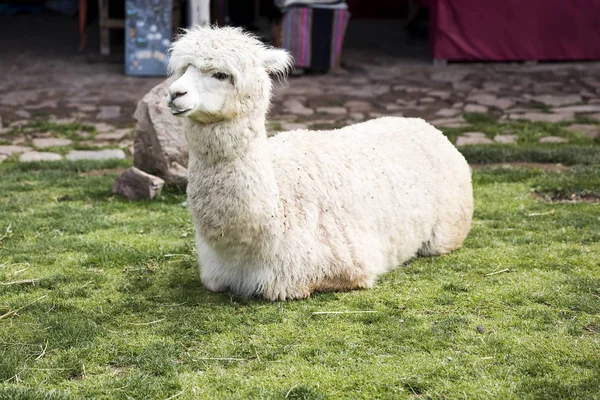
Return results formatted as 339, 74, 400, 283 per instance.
167, 26, 473, 301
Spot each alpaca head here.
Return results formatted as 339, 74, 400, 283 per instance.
167, 26, 292, 124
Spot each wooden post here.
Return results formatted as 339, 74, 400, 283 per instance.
188, 0, 210, 27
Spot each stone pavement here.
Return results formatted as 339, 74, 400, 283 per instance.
1, 49, 600, 163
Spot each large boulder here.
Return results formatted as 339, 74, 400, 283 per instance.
133, 79, 188, 188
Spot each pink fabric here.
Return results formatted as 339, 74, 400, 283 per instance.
429, 0, 600, 61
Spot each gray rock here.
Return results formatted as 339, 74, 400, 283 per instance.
15, 109, 31, 118
528, 94, 582, 107
456, 135, 494, 146
494, 134, 517, 144
91, 122, 116, 133
96, 129, 131, 141
32, 138, 72, 148
283, 99, 314, 116
19, 151, 62, 162
343, 100, 372, 111
25, 99, 59, 110
467, 93, 514, 109
385, 104, 403, 111
464, 104, 489, 113
509, 112, 574, 123
0, 145, 31, 155
113, 167, 165, 200
66, 149, 126, 160
133, 79, 189, 188
429, 116, 467, 128
280, 122, 309, 131
435, 108, 460, 117
428, 90, 451, 100
539, 136, 569, 144
552, 104, 600, 114
349, 112, 365, 121
9, 120, 29, 128
96, 105, 121, 120
316, 106, 347, 115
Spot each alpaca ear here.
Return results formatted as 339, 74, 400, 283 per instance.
261, 48, 293, 76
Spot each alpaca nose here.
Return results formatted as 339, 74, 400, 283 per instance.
171, 90, 187, 100
166, 90, 187, 107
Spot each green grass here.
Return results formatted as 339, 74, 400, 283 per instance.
1, 153, 600, 398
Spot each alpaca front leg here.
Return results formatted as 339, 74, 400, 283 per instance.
261, 280, 311, 301
196, 234, 228, 293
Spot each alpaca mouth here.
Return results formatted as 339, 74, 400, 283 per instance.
171, 107, 192, 116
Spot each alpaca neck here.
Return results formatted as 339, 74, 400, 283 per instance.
185, 116, 267, 164
185, 116, 284, 249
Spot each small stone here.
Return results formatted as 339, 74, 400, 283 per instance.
430, 117, 467, 128
32, 138, 72, 148
464, 132, 487, 138
464, 104, 488, 113
392, 85, 427, 93
419, 97, 435, 104
96, 106, 121, 120
494, 134, 517, 144
19, 151, 62, 162
539, 136, 569, 144
476, 325, 485, 334
456, 135, 493, 146
66, 149, 126, 161
467, 93, 514, 109
78, 141, 113, 148
68, 103, 97, 112
25, 100, 59, 110
343, 100, 372, 111
96, 129, 131, 141
0, 145, 31, 155
435, 108, 460, 117
429, 90, 451, 100
9, 120, 29, 128
113, 167, 165, 200
509, 112, 574, 123
49, 117, 77, 124
566, 124, 599, 139
528, 94, 582, 107
552, 104, 600, 113
15, 109, 31, 118
90, 122, 116, 133
283, 99, 314, 116
385, 104, 402, 111
349, 112, 365, 121
316, 106, 347, 115
280, 122, 308, 131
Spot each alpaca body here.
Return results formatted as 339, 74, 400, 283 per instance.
185, 117, 472, 300
166, 26, 473, 300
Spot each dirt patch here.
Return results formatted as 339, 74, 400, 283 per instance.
471, 162, 569, 172
533, 191, 600, 203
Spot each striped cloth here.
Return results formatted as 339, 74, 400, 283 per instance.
280, 6, 351, 71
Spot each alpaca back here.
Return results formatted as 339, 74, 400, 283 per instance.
267, 117, 471, 278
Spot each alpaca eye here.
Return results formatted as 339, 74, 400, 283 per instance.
212, 72, 229, 81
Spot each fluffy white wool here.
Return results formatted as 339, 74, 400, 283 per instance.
168, 26, 473, 301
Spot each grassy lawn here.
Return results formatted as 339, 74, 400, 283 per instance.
1, 119, 599, 399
